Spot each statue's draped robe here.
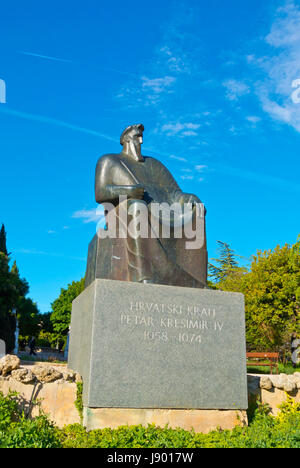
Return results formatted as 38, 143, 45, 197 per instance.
93, 153, 207, 287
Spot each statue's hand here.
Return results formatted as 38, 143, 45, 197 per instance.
125, 185, 145, 200
106, 184, 145, 200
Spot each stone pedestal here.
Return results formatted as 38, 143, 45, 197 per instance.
69, 279, 248, 422
83, 407, 248, 433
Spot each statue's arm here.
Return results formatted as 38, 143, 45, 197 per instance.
154, 160, 202, 205
154, 159, 205, 210
95, 156, 144, 204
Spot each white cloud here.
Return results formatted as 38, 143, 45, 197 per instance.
0, 107, 118, 143
141, 76, 176, 94
222, 79, 250, 101
181, 130, 198, 136
162, 122, 201, 136
72, 208, 105, 224
16, 248, 85, 261
215, 163, 300, 193
114, 4, 205, 110
265, 2, 300, 47
116, 75, 176, 107
246, 115, 261, 124
249, 1, 300, 133
195, 165, 207, 172
19, 50, 72, 63
159, 46, 190, 74
169, 155, 188, 162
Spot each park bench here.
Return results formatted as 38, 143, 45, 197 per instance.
246, 352, 279, 374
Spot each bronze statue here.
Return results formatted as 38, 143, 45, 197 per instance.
85, 124, 207, 288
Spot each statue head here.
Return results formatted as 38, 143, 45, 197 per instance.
120, 124, 144, 162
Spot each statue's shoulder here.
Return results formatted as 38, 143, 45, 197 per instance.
144, 155, 167, 168
96, 153, 121, 169
144, 155, 173, 173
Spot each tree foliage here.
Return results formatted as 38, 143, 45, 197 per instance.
216, 237, 300, 351
34, 312, 56, 347
209, 240, 242, 282
0, 253, 29, 352
50, 279, 85, 348
17, 297, 40, 340
0, 224, 8, 256
0, 225, 42, 351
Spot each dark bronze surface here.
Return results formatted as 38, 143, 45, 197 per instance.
85, 124, 207, 288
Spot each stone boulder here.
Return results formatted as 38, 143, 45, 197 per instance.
67, 367, 82, 383
62, 370, 76, 382
0, 355, 20, 376
32, 365, 63, 383
259, 376, 273, 390
11, 368, 36, 384
273, 374, 297, 393
294, 375, 300, 389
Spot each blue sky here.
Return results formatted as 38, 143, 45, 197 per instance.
0, 0, 299, 312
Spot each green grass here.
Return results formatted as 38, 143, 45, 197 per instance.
19, 355, 67, 364
247, 363, 300, 375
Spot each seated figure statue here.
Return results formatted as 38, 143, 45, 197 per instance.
85, 124, 207, 289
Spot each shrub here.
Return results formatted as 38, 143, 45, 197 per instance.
0, 392, 61, 448
0, 391, 300, 448
0, 414, 61, 448
0, 391, 19, 430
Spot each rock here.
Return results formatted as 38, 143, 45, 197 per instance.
32, 365, 62, 383
62, 370, 76, 382
294, 376, 300, 389
284, 379, 297, 393
0, 375, 10, 382
75, 373, 82, 383
259, 376, 273, 390
274, 374, 288, 390
11, 368, 36, 384
274, 374, 297, 392
0, 355, 20, 376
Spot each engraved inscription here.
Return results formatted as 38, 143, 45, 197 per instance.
119, 301, 225, 345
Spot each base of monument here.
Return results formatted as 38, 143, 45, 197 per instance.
69, 279, 248, 410
83, 407, 248, 433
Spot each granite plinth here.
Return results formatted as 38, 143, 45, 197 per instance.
68, 279, 248, 410
83, 407, 248, 433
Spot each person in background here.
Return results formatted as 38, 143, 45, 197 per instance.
291, 333, 300, 368
29, 336, 37, 356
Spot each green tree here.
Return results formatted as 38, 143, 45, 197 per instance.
50, 279, 85, 349
217, 237, 300, 351
0, 224, 8, 256
0, 253, 29, 352
35, 312, 56, 348
38, 312, 53, 334
10, 260, 19, 276
0, 227, 39, 352
17, 297, 40, 342
209, 240, 242, 282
